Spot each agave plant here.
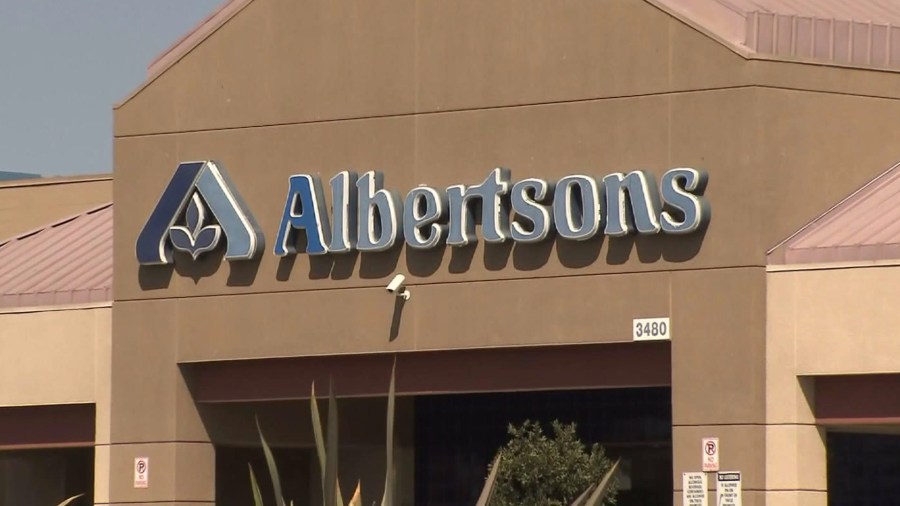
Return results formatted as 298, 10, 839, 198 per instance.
250, 362, 396, 506
249, 360, 619, 506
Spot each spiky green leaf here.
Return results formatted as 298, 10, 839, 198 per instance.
312, 381, 344, 506
56, 494, 84, 506
311, 383, 328, 485
249, 464, 265, 506
475, 453, 503, 506
381, 359, 397, 506
325, 378, 341, 506
581, 458, 620, 506
256, 418, 287, 506
569, 484, 594, 506
348, 481, 362, 506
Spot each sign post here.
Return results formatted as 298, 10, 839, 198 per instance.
716, 471, 742, 506
682, 472, 708, 506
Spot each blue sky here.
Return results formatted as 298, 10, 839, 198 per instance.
0, 0, 224, 176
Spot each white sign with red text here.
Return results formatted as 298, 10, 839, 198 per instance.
134, 457, 149, 488
702, 437, 719, 472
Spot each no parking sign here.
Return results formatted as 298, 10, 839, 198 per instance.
702, 437, 719, 472
134, 457, 149, 488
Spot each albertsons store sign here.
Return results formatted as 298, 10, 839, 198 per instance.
136, 161, 709, 265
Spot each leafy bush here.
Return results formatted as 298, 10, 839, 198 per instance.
489, 420, 617, 506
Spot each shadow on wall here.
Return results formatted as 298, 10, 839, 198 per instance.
137, 248, 264, 290
136, 228, 708, 291
264, 225, 708, 282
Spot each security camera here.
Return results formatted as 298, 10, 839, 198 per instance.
386, 274, 410, 300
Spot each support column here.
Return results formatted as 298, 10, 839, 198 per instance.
94, 306, 113, 506
764, 272, 826, 505
101, 299, 214, 506
671, 268, 768, 506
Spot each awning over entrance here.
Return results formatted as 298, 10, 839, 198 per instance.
186, 341, 671, 402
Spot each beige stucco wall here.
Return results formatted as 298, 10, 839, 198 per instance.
766, 270, 826, 506
0, 306, 114, 504
770, 264, 900, 376
764, 263, 900, 505
0, 306, 110, 407
0, 176, 111, 242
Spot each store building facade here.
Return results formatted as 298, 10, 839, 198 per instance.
98, 0, 900, 505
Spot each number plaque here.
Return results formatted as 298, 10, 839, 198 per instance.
633, 317, 671, 341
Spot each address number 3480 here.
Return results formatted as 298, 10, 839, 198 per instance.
633, 317, 670, 341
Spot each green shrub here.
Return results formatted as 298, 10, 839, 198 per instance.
489, 420, 617, 506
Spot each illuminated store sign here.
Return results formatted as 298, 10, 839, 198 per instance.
137, 161, 709, 264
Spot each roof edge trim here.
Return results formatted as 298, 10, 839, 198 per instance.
645, 0, 754, 59
0, 301, 112, 316
0, 175, 112, 189
0, 202, 113, 247
767, 258, 900, 273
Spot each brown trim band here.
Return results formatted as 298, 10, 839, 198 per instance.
185, 341, 671, 403
816, 374, 900, 425
0, 404, 94, 447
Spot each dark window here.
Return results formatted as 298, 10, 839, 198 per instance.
414, 387, 672, 506
828, 431, 900, 505
216, 446, 314, 506
0, 447, 93, 505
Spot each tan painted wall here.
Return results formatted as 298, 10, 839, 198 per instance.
766, 270, 826, 505
0, 306, 110, 407
114, 88, 900, 304
0, 176, 111, 241
115, 0, 751, 137
771, 265, 900, 376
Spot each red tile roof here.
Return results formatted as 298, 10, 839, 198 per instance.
0, 204, 112, 309
768, 162, 900, 264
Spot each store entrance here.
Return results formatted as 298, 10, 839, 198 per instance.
197, 343, 672, 505
827, 431, 900, 505
414, 387, 672, 506
210, 387, 672, 506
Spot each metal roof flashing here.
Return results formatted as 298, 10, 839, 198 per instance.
649, 0, 900, 71
768, 162, 900, 266
0, 204, 112, 309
